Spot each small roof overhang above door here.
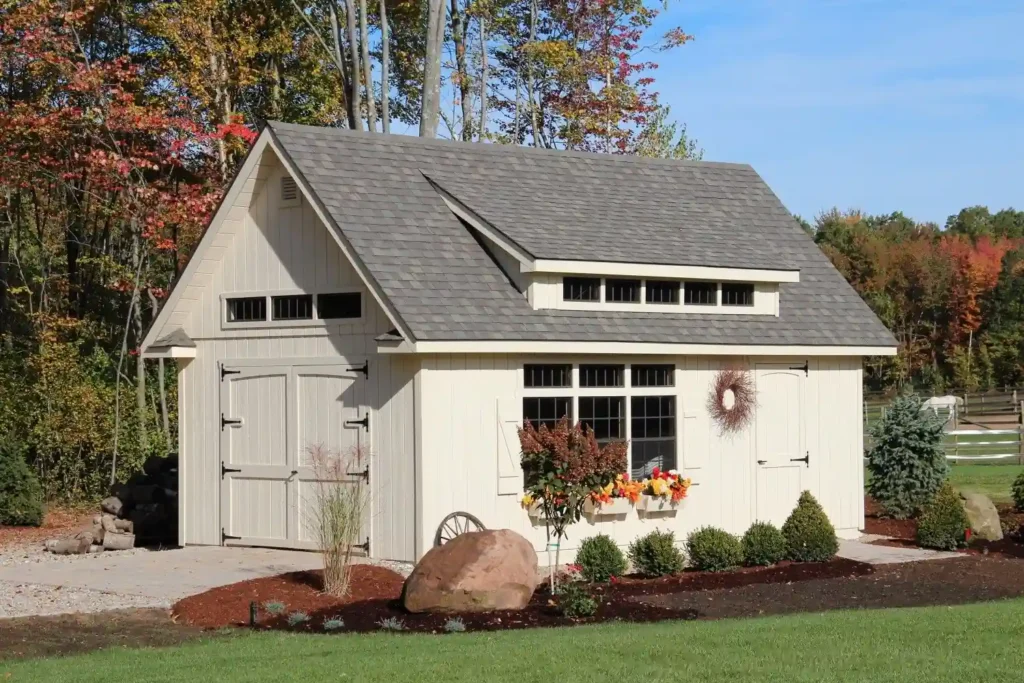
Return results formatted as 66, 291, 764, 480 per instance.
142, 328, 197, 359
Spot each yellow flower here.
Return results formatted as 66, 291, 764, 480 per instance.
521, 494, 534, 508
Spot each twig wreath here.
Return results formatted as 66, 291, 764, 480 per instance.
707, 367, 756, 433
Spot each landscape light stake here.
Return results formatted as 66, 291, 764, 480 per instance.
250, 601, 258, 628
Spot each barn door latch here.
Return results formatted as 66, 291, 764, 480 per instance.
346, 464, 370, 484
220, 365, 241, 381
789, 361, 809, 376
345, 414, 369, 431
221, 413, 242, 431
347, 361, 369, 379
790, 451, 810, 466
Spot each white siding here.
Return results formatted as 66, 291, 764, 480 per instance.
416, 354, 864, 559
173, 154, 416, 561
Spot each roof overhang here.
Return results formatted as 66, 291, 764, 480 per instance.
142, 346, 197, 359
522, 260, 800, 283
378, 340, 897, 356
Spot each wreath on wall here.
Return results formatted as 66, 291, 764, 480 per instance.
707, 367, 756, 433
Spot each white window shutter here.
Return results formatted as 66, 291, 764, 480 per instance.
496, 397, 523, 496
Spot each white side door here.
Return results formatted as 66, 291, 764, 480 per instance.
754, 363, 808, 526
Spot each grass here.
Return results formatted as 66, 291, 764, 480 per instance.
5, 601, 1024, 682
865, 464, 1023, 504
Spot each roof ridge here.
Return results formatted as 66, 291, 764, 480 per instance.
265, 120, 753, 171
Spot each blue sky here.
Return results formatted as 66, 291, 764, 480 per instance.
652, 0, 1024, 224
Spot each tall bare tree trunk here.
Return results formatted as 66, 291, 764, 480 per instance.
380, 0, 390, 133
326, 3, 359, 129
343, 0, 362, 128
478, 16, 488, 139
527, 0, 540, 146
132, 239, 147, 455
450, 0, 472, 140
419, 0, 445, 137
358, 0, 377, 131
147, 290, 170, 443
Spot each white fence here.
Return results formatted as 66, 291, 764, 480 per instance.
944, 429, 1024, 463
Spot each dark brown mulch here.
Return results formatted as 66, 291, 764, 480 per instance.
0, 608, 219, 661
637, 556, 1024, 619
172, 559, 871, 634
863, 496, 917, 539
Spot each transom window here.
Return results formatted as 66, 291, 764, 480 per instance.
605, 278, 640, 303
226, 297, 266, 322
645, 280, 680, 304
684, 281, 717, 305
318, 292, 361, 319
563, 277, 601, 302
722, 283, 755, 306
272, 294, 313, 321
522, 362, 679, 476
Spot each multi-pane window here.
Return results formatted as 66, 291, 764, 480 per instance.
684, 281, 718, 305
563, 277, 601, 302
272, 295, 313, 321
645, 280, 680, 304
606, 278, 640, 303
524, 364, 572, 388
722, 283, 755, 306
630, 396, 676, 479
579, 396, 626, 445
318, 292, 362, 319
631, 364, 675, 387
523, 397, 572, 430
580, 364, 624, 388
226, 297, 267, 322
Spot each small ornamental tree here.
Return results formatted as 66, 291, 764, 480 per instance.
782, 491, 839, 562
916, 482, 970, 550
519, 418, 626, 591
866, 395, 948, 519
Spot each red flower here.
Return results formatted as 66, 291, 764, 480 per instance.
651, 467, 660, 478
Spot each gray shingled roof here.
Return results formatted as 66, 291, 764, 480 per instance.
152, 328, 195, 348
267, 122, 896, 348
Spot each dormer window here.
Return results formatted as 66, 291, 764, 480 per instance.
646, 280, 679, 304
563, 277, 600, 302
684, 281, 717, 306
722, 283, 755, 306
606, 278, 640, 303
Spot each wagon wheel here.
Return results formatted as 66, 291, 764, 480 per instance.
434, 512, 485, 547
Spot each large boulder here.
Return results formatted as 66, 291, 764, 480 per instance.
403, 529, 539, 613
962, 492, 1003, 541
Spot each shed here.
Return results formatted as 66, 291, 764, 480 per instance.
143, 122, 897, 561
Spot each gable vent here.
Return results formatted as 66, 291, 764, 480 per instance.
280, 176, 299, 205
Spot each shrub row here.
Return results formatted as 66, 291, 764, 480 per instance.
573, 491, 839, 578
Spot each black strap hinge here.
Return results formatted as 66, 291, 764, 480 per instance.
790, 361, 809, 376
347, 361, 369, 378
345, 414, 369, 431
221, 413, 242, 431
222, 528, 241, 542
221, 365, 241, 381
352, 536, 369, 554
790, 451, 810, 465
346, 464, 370, 483
221, 462, 242, 478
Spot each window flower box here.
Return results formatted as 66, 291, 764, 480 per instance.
583, 496, 633, 517
636, 493, 681, 514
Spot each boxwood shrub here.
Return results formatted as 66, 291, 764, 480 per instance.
782, 491, 839, 562
741, 521, 787, 567
1012, 471, 1024, 513
574, 534, 627, 582
0, 440, 44, 527
627, 530, 685, 577
686, 527, 743, 572
916, 482, 970, 550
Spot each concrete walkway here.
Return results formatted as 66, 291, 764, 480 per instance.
837, 538, 961, 565
0, 546, 323, 603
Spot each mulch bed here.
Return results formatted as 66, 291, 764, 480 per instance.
172, 559, 872, 634
863, 495, 1024, 558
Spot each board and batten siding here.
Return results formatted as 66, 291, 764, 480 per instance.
415, 354, 864, 558
174, 154, 417, 561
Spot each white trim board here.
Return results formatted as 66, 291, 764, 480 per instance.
524, 260, 800, 283
380, 341, 897, 356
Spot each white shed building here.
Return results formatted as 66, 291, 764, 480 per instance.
142, 122, 897, 562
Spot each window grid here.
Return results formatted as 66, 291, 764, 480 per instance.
580, 364, 624, 388
631, 364, 675, 387
523, 396, 572, 431
226, 297, 267, 322
645, 280, 680, 304
630, 395, 677, 479
605, 278, 640, 303
563, 277, 601, 302
579, 396, 626, 444
524, 364, 572, 388
683, 281, 718, 306
272, 295, 313, 321
722, 283, 755, 306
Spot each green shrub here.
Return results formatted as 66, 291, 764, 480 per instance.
916, 482, 970, 550
1012, 472, 1024, 513
741, 521, 788, 567
0, 440, 44, 527
627, 530, 685, 577
686, 527, 743, 572
866, 395, 948, 519
575, 534, 628, 582
782, 491, 839, 562
557, 582, 598, 618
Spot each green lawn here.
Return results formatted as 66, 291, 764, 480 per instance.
6, 600, 1024, 682
948, 464, 1024, 503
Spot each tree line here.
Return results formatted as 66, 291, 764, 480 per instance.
0, 0, 698, 502
809, 206, 1024, 393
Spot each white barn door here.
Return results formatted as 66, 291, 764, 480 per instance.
219, 361, 369, 550
754, 364, 808, 526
